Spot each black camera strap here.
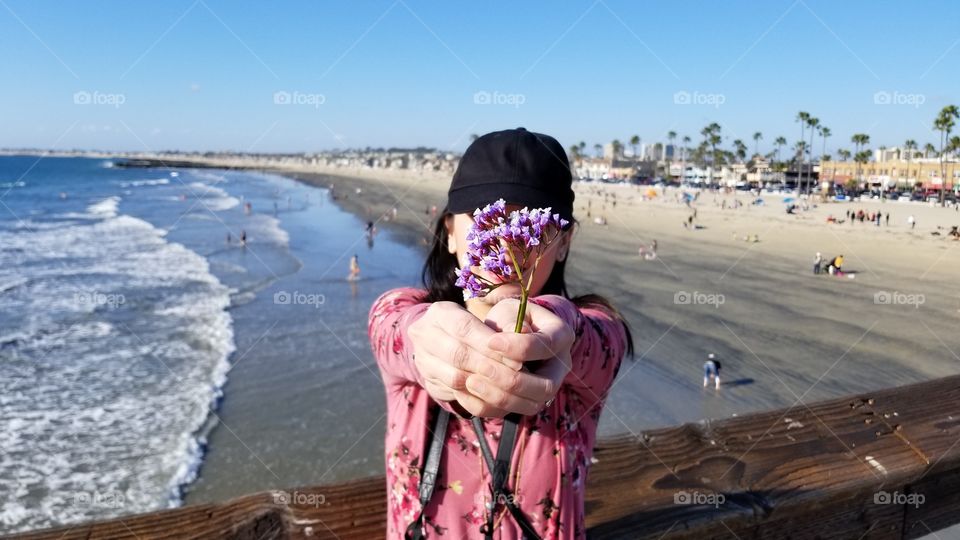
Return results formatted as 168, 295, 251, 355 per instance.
405, 406, 450, 540
406, 408, 541, 540
471, 414, 541, 540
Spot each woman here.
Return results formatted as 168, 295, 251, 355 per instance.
368, 128, 633, 539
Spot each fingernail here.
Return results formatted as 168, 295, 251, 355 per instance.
467, 377, 485, 393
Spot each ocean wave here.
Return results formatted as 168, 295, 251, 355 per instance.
119, 178, 170, 188
0, 208, 235, 533
85, 196, 121, 218
187, 181, 239, 212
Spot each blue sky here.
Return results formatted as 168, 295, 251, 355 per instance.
1, 0, 957, 154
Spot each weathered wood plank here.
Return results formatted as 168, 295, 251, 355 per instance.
8, 375, 960, 539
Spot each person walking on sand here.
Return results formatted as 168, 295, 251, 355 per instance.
348, 254, 360, 281
368, 128, 633, 540
703, 353, 721, 389
813, 252, 823, 275
908, 215, 916, 229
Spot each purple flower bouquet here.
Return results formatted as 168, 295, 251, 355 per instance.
454, 199, 569, 335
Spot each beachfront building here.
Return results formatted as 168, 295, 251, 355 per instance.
819, 157, 959, 192
573, 157, 656, 181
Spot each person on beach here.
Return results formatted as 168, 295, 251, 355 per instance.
908, 215, 916, 229
703, 353, 721, 389
349, 254, 361, 281
368, 128, 633, 540
813, 252, 822, 275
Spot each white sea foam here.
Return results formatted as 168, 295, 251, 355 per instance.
0, 206, 235, 532
119, 178, 170, 188
85, 196, 121, 218
187, 181, 239, 211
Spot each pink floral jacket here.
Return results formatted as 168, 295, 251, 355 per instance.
368, 288, 627, 539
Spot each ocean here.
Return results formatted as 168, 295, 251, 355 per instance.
0, 157, 421, 533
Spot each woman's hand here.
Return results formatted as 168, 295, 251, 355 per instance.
458, 299, 574, 417
408, 300, 574, 418
408, 301, 502, 407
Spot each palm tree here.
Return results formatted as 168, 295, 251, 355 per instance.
681, 135, 691, 183
854, 150, 871, 187
470, 134, 479, 142
700, 123, 722, 183
630, 135, 640, 159
578, 141, 587, 156
667, 131, 677, 160
851, 133, 870, 188
733, 139, 747, 163
795, 112, 810, 191
819, 126, 831, 162
611, 139, 623, 159
569, 145, 581, 161
774, 136, 787, 163
805, 117, 820, 194
924, 142, 937, 159
593, 143, 602, 159
837, 148, 851, 162
753, 132, 763, 158
903, 139, 917, 186
934, 105, 959, 205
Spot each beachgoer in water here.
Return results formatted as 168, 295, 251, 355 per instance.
348, 254, 360, 280
240, 230, 247, 246
704, 353, 721, 389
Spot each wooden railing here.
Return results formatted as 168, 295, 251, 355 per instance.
9, 374, 960, 539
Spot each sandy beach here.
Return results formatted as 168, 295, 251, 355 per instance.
271, 163, 960, 439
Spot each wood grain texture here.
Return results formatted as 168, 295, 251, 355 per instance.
9, 375, 960, 540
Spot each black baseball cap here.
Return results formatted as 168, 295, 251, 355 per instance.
447, 128, 575, 224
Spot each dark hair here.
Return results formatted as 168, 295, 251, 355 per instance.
422, 210, 634, 357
